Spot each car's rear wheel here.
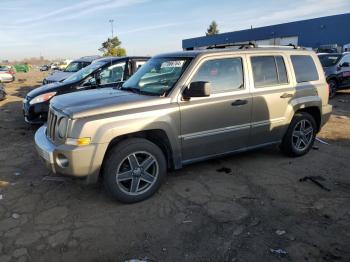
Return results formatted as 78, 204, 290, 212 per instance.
328, 79, 337, 99
103, 138, 166, 203
280, 112, 317, 157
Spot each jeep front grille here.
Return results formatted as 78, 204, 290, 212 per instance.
47, 109, 58, 141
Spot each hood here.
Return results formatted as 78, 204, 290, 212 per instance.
51, 88, 167, 119
27, 82, 66, 99
45, 71, 73, 82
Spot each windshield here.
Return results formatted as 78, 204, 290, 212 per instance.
63, 61, 106, 83
64, 61, 90, 72
318, 54, 342, 67
122, 57, 191, 96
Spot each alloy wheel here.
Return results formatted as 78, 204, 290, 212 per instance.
292, 119, 314, 151
116, 151, 159, 196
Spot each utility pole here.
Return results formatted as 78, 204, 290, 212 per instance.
109, 19, 114, 38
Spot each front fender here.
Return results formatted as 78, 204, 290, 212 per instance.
70, 103, 182, 167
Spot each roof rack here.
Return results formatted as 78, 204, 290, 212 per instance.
206, 43, 305, 50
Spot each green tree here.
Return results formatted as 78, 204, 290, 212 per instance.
206, 21, 219, 36
99, 36, 126, 57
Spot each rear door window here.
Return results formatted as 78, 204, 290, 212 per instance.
291, 55, 319, 83
251, 56, 289, 88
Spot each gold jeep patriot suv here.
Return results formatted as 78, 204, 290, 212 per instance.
35, 44, 332, 203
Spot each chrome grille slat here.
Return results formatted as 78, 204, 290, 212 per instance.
47, 109, 59, 141
47, 110, 52, 136
51, 115, 56, 140
51, 115, 57, 140
49, 111, 53, 139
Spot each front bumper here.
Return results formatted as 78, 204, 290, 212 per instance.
35, 126, 107, 180
321, 104, 332, 128
35, 126, 56, 173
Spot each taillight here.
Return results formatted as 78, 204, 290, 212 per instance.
327, 83, 330, 94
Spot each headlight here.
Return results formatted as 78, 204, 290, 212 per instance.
29, 92, 56, 105
57, 117, 68, 138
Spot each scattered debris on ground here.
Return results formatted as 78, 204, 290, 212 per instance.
216, 167, 232, 174
0, 181, 10, 187
12, 213, 20, 219
270, 248, 288, 255
125, 259, 148, 262
312, 145, 319, 150
42, 176, 66, 182
275, 230, 286, 236
316, 137, 330, 145
299, 176, 331, 192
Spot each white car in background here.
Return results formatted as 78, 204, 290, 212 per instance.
0, 67, 15, 83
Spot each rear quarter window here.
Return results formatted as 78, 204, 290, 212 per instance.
291, 55, 319, 83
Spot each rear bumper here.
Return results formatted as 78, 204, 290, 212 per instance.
35, 126, 107, 181
320, 104, 332, 128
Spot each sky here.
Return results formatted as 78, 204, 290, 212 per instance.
1, 0, 350, 60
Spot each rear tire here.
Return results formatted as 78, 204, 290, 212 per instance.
280, 112, 317, 157
103, 138, 166, 203
328, 79, 337, 99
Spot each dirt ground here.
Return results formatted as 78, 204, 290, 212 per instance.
0, 71, 349, 262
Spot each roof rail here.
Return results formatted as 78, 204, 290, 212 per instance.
207, 42, 256, 50
257, 44, 305, 49
206, 43, 306, 50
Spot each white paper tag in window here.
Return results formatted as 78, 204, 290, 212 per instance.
161, 61, 184, 68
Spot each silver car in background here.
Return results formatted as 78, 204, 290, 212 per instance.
43, 56, 100, 84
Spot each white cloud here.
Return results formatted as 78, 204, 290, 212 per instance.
15, 0, 148, 25
120, 22, 182, 34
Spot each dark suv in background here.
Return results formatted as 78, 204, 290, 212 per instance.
24, 56, 149, 124
42, 56, 100, 84
318, 53, 350, 98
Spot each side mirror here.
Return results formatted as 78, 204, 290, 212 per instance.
340, 62, 350, 67
114, 81, 124, 89
183, 81, 211, 99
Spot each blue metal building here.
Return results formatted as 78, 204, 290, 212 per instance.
182, 13, 350, 51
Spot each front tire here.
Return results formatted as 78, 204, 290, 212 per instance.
103, 138, 166, 203
280, 112, 317, 157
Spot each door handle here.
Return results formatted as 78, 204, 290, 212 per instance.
280, 93, 293, 98
231, 99, 248, 106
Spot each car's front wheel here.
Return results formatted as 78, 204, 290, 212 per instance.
103, 138, 166, 203
280, 112, 317, 157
